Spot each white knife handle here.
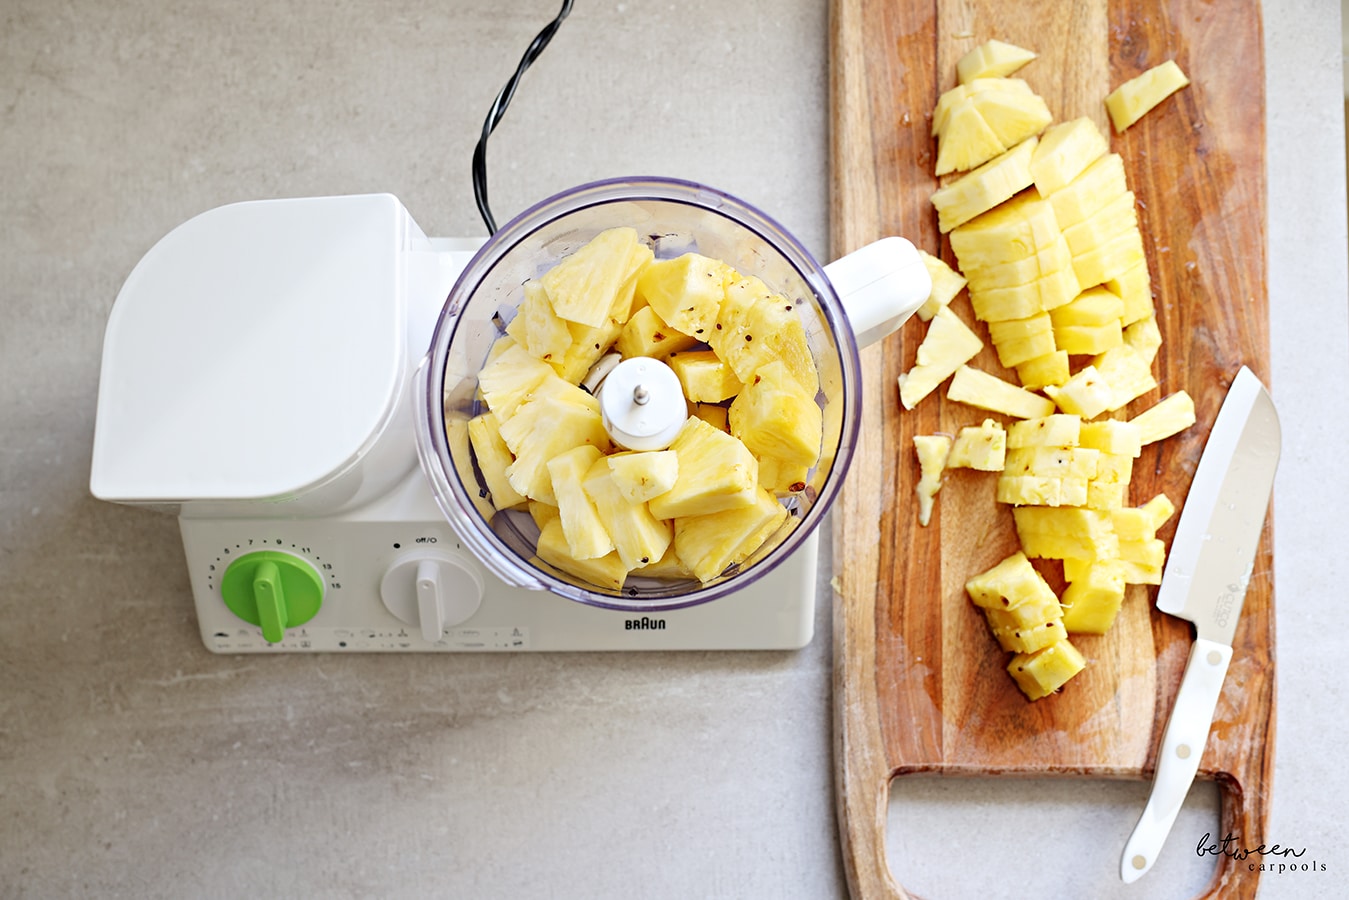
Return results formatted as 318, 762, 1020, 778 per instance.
1120, 637, 1233, 883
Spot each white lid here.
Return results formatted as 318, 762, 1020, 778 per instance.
91, 194, 410, 502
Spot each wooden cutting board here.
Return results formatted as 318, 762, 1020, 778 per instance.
828, 1, 1272, 897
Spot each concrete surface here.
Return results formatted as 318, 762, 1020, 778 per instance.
1, 1, 1345, 898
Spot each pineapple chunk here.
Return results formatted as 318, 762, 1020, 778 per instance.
535, 517, 627, 592
977, 90, 1053, 148
446, 417, 498, 523
606, 450, 679, 505
1030, 117, 1110, 196
691, 402, 729, 432
1085, 480, 1129, 511
1053, 322, 1124, 356
1107, 261, 1155, 325
969, 265, 1081, 321
1130, 390, 1197, 445
554, 311, 626, 383
729, 360, 822, 468
1015, 350, 1070, 390
541, 227, 646, 328
1062, 192, 1139, 256
581, 456, 673, 571
1105, 60, 1190, 132
965, 551, 1060, 614
932, 137, 1038, 233
1044, 365, 1113, 419
1008, 640, 1087, 700
1122, 314, 1163, 363
987, 312, 1056, 367
1003, 446, 1100, 479
510, 280, 573, 364
1008, 413, 1081, 448
636, 543, 692, 580
477, 344, 557, 423
1060, 560, 1127, 633
1050, 287, 1125, 327
897, 307, 984, 409
987, 617, 1069, 654
951, 193, 1063, 270
947, 419, 1007, 471
615, 305, 698, 360
1048, 153, 1129, 229
528, 499, 559, 529
913, 434, 951, 527
934, 99, 1008, 176
1091, 344, 1158, 410
1014, 506, 1119, 561
547, 445, 615, 560
648, 417, 758, 519
635, 252, 729, 338
932, 78, 1035, 135
1073, 228, 1147, 290
916, 250, 968, 320
467, 412, 527, 510
673, 485, 788, 583
668, 350, 744, 403
710, 278, 819, 393
956, 39, 1037, 83
1141, 493, 1177, 530
962, 237, 1073, 291
1078, 419, 1143, 457
758, 455, 811, 494
996, 475, 1064, 507
947, 365, 1056, 419
498, 377, 609, 505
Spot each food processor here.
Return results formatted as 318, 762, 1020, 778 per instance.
89, 178, 930, 651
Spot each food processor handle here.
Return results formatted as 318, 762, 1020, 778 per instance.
823, 237, 931, 349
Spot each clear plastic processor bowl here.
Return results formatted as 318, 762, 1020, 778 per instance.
415, 177, 903, 612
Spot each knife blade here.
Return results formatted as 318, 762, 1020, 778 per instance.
1120, 365, 1280, 883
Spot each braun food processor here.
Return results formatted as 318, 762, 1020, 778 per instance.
89, 178, 929, 651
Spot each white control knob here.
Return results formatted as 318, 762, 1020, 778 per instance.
380, 552, 484, 642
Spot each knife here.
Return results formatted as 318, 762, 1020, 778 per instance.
1120, 365, 1281, 883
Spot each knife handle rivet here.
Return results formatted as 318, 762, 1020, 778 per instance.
1131, 854, 1147, 870
1207, 650, 1223, 665
1176, 744, 1192, 759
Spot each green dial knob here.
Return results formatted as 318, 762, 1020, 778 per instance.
220, 551, 324, 643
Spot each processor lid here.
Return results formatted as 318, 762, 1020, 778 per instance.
91, 194, 411, 503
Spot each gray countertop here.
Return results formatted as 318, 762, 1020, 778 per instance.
2, 1, 1346, 897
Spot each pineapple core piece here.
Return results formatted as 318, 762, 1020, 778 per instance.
1105, 60, 1190, 132
673, 485, 789, 583
956, 39, 1037, 83
541, 227, 646, 328
913, 434, 951, 527
1043, 365, 1114, 419
947, 365, 1057, 419
647, 417, 758, 519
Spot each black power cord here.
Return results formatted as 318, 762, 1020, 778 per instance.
472, 0, 576, 235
